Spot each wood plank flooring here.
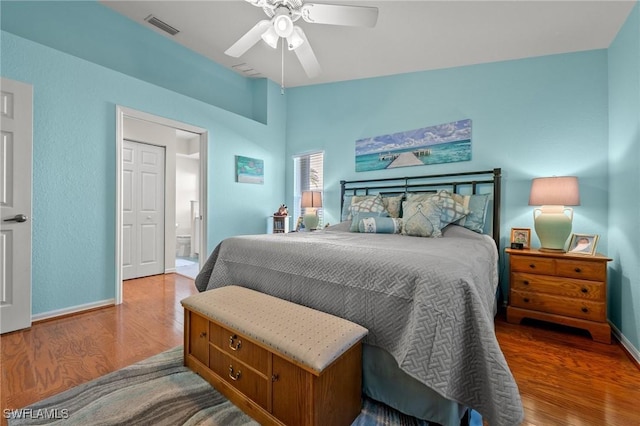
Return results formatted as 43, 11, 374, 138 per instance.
1, 274, 639, 425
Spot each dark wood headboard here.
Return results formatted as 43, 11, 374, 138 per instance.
340, 168, 502, 248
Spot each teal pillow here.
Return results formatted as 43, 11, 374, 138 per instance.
406, 191, 469, 229
358, 217, 402, 234
350, 211, 389, 232
451, 193, 490, 233
401, 198, 443, 237
341, 195, 353, 221
349, 194, 386, 220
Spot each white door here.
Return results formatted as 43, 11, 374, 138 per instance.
0, 78, 33, 334
122, 140, 165, 280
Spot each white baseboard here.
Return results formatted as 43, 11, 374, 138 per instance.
32, 299, 115, 322
165, 268, 176, 274
610, 321, 640, 366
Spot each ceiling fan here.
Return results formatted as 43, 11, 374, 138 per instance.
225, 0, 378, 79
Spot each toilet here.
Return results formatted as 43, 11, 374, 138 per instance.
176, 235, 191, 257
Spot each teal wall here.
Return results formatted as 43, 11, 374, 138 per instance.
608, 3, 640, 353
0, 29, 286, 315
285, 51, 610, 272
1, 1, 265, 122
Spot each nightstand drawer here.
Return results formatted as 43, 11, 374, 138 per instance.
510, 256, 555, 275
556, 259, 606, 281
511, 272, 605, 300
209, 322, 269, 374
510, 289, 606, 321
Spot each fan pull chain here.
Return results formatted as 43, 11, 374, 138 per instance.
281, 39, 285, 95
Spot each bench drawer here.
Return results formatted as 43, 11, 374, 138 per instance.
209, 322, 269, 374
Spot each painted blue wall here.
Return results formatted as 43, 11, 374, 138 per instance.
608, 3, 640, 353
1, 1, 266, 122
286, 51, 610, 258
1, 30, 286, 315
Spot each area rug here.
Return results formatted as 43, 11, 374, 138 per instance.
8, 346, 433, 426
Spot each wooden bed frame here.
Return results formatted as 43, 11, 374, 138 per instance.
340, 168, 502, 248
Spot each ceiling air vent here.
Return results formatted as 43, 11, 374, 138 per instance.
144, 15, 180, 36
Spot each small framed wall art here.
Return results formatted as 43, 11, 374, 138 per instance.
235, 155, 264, 184
568, 233, 599, 255
510, 227, 531, 249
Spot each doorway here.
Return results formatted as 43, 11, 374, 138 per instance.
115, 106, 208, 304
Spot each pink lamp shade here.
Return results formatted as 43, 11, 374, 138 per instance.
301, 191, 323, 208
528, 176, 580, 206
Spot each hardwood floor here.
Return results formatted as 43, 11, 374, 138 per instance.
1, 274, 639, 425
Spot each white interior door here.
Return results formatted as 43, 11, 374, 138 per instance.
122, 140, 165, 280
1, 78, 33, 334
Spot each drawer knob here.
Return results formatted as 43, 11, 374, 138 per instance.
575, 267, 582, 273
523, 280, 530, 286
228, 365, 242, 381
529, 264, 536, 269
199, 331, 207, 338
523, 298, 530, 303
581, 287, 588, 294
272, 374, 279, 382
229, 334, 242, 351
581, 307, 589, 313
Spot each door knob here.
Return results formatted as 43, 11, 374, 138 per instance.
4, 214, 27, 223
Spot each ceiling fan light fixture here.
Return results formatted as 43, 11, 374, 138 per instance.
261, 25, 279, 48
287, 26, 305, 50
273, 14, 294, 38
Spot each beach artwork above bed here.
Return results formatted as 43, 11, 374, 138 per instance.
355, 119, 472, 172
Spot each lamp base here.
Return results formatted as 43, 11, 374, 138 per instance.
538, 247, 567, 253
302, 213, 319, 231
533, 206, 573, 252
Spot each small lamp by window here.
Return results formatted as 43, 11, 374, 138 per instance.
529, 176, 580, 252
301, 191, 322, 231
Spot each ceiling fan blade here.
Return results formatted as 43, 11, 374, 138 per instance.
224, 20, 271, 57
300, 3, 378, 27
291, 27, 322, 79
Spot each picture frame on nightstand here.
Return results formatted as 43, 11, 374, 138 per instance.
568, 233, 599, 255
510, 227, 531, 249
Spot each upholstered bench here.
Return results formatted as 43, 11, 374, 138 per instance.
181, 285, 368, 426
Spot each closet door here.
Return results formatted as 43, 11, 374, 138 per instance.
122, 140, 165, 280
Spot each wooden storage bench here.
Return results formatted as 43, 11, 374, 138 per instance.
181, 285, 368, 426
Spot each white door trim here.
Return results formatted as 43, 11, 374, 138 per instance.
115, 106, 208, 304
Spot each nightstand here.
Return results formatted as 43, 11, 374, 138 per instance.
505, 248, 612, 344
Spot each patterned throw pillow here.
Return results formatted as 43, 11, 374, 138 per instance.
381, 194, 403, 218
406, 191, 469, 229
401, 198, 444, 237
450, 193, 491, 233
359, 217, 402, 234
350, 211, 389, 232
341, 195, 353, 221
349, 195, 386, 219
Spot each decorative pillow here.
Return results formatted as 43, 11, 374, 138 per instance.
450, 193, 491, 233
401, 198, 443, 237
406, 191, 468, 229
350, 211, 389, 232
381, 194, 403, 218
359, 217, 402, 234
341, 195, 353, 221
349, 194, 386, 219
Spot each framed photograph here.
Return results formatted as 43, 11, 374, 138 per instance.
235, 155, 264, 184
510, 228, 531, 248
568, 233, 599, 255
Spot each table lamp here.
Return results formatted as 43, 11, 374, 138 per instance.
301, 191, 322, 230
529, 176, 580, 252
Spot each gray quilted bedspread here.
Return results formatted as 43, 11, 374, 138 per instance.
195, 224, 523, 426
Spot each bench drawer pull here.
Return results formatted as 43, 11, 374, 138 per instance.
229, 334, 242, 351
229, 365, 241, 381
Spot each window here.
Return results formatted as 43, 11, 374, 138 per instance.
293, 151, 324, 228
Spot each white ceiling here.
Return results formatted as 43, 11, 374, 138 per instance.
102, 0, 636, 88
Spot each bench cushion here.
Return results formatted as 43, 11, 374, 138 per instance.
181, 286, 368, 373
